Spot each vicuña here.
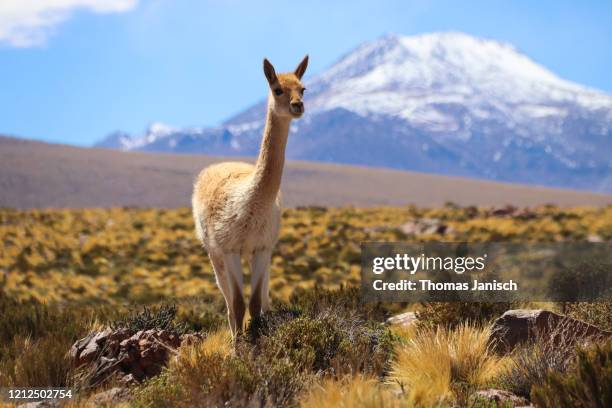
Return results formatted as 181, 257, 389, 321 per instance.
192, 56, 309, 336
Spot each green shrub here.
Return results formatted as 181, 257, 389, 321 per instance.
288, 285, 396, 322
260, 315, 349, 373
531, 341, 612, 408
498, 342, 570, 399
176, 307, 225, 333
252, 353, 312, 407
416, 301, 511, 330
550, 262, 611, 302
564, 301, 612, 331
131, 371, 185, 408
109, 303, 188, 334
246, 305, 303, 341
259, 313, 394, 378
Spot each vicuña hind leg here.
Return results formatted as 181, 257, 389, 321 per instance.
249, 249, 272, 318
209, 254, 235, 335
223, 253, 245, 335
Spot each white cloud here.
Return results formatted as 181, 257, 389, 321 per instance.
0, 0, 138, 47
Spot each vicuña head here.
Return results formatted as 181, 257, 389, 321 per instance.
264, 56, 308, 118
192, 55, 309, 338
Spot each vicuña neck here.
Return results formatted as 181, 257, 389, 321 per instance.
251, 101, 292, 203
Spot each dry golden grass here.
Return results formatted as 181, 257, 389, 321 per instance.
389, 324, 510, 406
3, 205, 611, 305
171, 328, 233, 369
300, 376, 406, 408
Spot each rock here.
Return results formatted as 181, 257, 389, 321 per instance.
487, 205, 538, 220
89, 387, 130, 406
489, 205, 518, 217
120, 373, 137, 386
489, 309, 612, 354
69, 327, 201, 386
21, 401, 60, 408
69, 331, 95, 362
93, 329, 112, 345
399, 218, 453, 236
78, 340, 102, 366
138, 338, 152, 349
70, 329, 112, 367
587, 234, 603, 243
386, 312, 418, 328
472, 389, 529, 407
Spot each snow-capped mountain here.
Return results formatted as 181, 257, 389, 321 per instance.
97, 32, 612, 192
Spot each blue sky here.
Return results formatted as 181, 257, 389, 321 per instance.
0, 0, 610, 146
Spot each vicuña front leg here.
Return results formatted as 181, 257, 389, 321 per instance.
223, 253, 245, 336
249, 249, 272, 318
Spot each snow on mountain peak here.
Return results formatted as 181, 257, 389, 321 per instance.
307, 31, 611, 129
316, 32, 564, 89
118, 122, 178, 150
147, 122, 176, 136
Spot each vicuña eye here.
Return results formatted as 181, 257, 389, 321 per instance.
274, 88, 283, 96
300, 88, 306, 95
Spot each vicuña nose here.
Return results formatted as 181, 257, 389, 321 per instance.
291, 101, 304, 111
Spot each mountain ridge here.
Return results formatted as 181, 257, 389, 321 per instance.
3, 134, 611, 209
96, 32, 612, 192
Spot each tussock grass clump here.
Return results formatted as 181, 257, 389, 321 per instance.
499, 342, 574, 399
300, 376, 406, 408
497, 317, 593, 399
0, 296, 92, 387
0, 296, 84, 345
132, 329, 262, 407
1, 335, 74, 388
531, 341, 612, 408
389, 323, 509, 407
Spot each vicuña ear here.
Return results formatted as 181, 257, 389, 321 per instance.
294, 55, 309, 79
263, 58, 278, 86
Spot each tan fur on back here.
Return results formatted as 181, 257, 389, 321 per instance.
192, 161, 281, 257
194, 161, 254, 226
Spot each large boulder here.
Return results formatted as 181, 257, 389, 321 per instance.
489, 309, 612, 354
88, 387, 130, 407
